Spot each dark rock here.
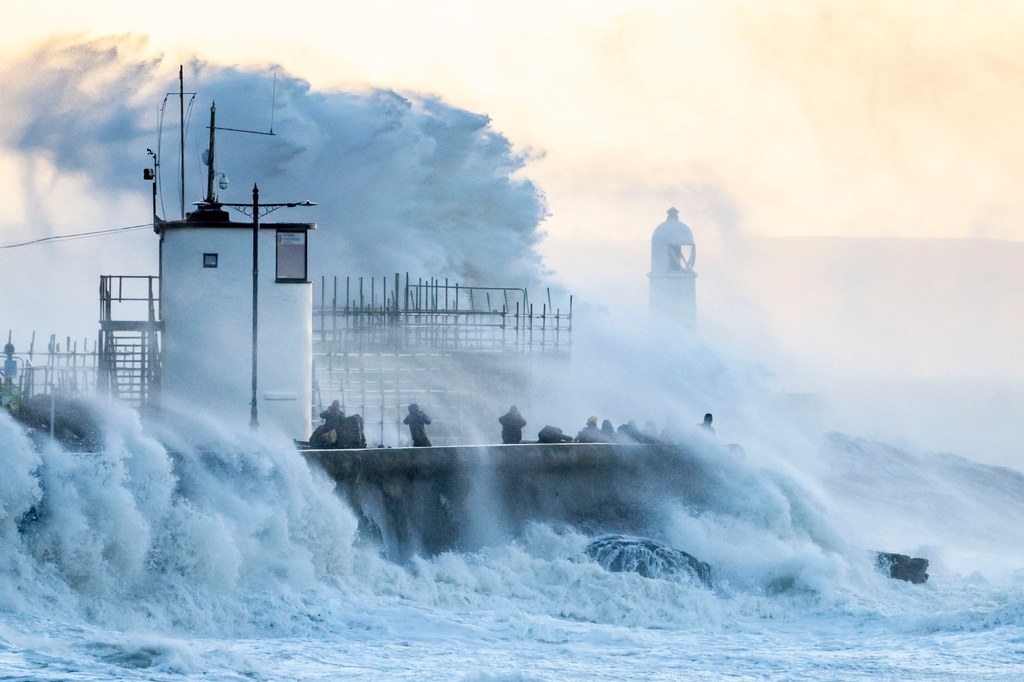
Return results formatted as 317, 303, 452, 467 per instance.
875, 551, 929, 584
585, 534, 712, 587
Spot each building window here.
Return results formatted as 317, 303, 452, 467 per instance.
276, 230, 307, 282
203, 253, 218, 268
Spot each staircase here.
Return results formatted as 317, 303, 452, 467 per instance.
98, 276, 162, 409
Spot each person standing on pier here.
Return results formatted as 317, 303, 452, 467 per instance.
499, 405, 527, 444
404, 403, 432, 447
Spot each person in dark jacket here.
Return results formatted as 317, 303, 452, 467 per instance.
404, 403, 432, 447
309, 400, 345, 448
498, 405, 527, 444
337, 413, 367, 448
320, 400, 345, 430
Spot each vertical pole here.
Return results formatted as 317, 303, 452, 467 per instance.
515, 301, 520, 351
179, 66, 185, 219
206, 103, 217, 203
151, 162, 158, 224
250, 184, 260, 430
330, 276, 337, 373
542, 304, 547, 351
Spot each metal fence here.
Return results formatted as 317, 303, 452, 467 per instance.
312, 274, 572, 445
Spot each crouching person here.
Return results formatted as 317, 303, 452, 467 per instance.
537, 425, 574, 443
337, 413, 367, 448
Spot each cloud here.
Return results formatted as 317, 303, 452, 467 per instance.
0, 38, 553, 336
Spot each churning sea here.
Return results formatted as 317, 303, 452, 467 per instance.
1, 404, 1022, 681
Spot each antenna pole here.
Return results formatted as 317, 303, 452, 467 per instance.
270, 68, 277, 135
206, 102, 216, 203
179, 66, 185, 219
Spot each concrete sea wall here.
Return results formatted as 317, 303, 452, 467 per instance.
303, 442, 712, 561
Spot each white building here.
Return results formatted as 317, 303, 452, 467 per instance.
648, 207, 697, 330
157, 204, 315, 440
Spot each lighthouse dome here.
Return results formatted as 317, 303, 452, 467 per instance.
650, 207, 696, 273
652, 207, 694, 246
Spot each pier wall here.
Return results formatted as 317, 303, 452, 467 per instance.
303, 442, 712, 561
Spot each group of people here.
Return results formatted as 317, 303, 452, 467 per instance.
501, 407, 715, 446
309, 401, 433, 449
308, 400, 367, 449
309, 399, 714, 449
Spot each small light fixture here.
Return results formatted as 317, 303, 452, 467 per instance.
203, 253, 218, 268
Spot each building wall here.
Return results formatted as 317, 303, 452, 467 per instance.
160, 225, 312, 439
648, 272, 697, 330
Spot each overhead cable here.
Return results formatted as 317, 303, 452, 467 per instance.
0, 223, 152, 249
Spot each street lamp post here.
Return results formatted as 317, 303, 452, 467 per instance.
220, 188, 315, 431
250, 185, 259, 429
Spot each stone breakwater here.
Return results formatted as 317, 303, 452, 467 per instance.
302, 442, 710, 561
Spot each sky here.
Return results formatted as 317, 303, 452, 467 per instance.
1, 1, 1022, 463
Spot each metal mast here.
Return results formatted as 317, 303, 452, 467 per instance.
206, 103, 217, 203
179, 66, 185, 219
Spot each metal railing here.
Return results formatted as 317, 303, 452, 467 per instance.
311, 274, 572, 445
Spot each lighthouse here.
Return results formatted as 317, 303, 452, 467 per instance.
150, 96, 317, 440
95, 89, 318, 441
648, 207, 697, 330
156, 200, 315, 440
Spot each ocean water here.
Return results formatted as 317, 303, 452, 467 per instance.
1, 406, 1022, 681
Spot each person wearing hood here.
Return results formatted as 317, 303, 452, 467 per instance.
309, 400, 344, 448
404, 403, 432, 447
320, 400, 345, 430
499, 405, 527, 444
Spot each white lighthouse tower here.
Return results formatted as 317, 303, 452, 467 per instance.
154, 102, 315, 440
648, 207, 697, 330
157, 203, 315, 440
95, 91, 316, 441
